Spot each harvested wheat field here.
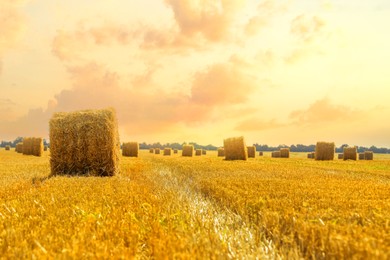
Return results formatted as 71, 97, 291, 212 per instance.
0, 149, 389, 258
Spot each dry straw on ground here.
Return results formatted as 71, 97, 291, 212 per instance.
182, 145, 194, 157
5, 145, 10, 151
338, 154, 344, 160
49, 108, 120, 177
224, 136, 248, 161
247, 146, 256, 158
358, 153, 365, 160
217, 148, 225, 157
280, 148, 290, 158
122, 142, 139, 157
272, 151, 281, 158
364, 151, 373, 160
149, 148, 154, 153
155, 148, 161, 155
315, 142, 335, 161
343, 146, 357, 161
195, 149, 202, 156
164, 148, 172, 156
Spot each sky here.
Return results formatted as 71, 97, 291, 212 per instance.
1, 0, 390, 147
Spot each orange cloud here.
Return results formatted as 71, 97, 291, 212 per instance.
235, 118, 285, 131
290, 14, 326, 43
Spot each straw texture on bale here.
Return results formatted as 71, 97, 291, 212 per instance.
338, 154, 344, 160
343, 146, 357, 161
224, 137, 248, 161
315, 142, 335, 161
122, 142, 139, 157
195, 149, 202, 156
280, 148, 290, 158
217, 148, 225, 157
247, 146, 256, 158
22, 137, 33, 155
5, 145, 10, 151
22, 137, 43, 156
49, 108, 120, 177
358, 153, 365, 160
149, 148, 154, 153
259, 151, 263, 156
364, 151, 373, 160
202, 149, 207, 155
15, 143, 23, 153
182, 145, 194, 157
173, 149, 178, 154
164, 148, 172, 156
155, 148, 160, 154
272, 151, 281, 158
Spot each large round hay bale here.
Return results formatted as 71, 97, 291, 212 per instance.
44, 145, 48, 151
155, 148, 160, 154
164, 148, 172, 156
122, 142, 139, 157
271, 151, 281, 158
358, 153, 365, 160
5, 145, 10, 151
49, 108, 120, 176
307, 153, 313, 159
247, 146, 256, 158
173, 149, 178, 154
364, 151, 373, 160
149, 148, 154, 153
224, 137, 247, 161
259, 151, 263, 156
15, 142, 23, 153
315, 142, 335, 161
343, 146, 357, 161
195, 149, 202, 156
182, 145, 194, 157
217, 148, 225, 157
338, 153, 343, 160
202, 149, 207, 155
280, 148, 290, 158
22, 137, 33, 155
32, 138, 44, 157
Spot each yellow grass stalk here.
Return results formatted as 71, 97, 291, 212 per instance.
224, 137, 248, 161
315, 142, 335, 161
49, 108, 120, 176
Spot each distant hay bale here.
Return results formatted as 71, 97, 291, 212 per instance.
49, 108, 120, 177
364, 151, 373, 160
311, 152, 315, 159
195, 149, 202, 156
173, 149, 178, 154
307, 153, 313, 159
182, 145, 194, 157
247, 146, 256, 158
149, 148, 154, 153
22, 137, 33, 155
202, 149, 207, 155
155, 148, 160, 154
122, 142, 139, 157
280, 148, 290, 158
44, 145, 48, 151
22, 137, 43, 156
5, 145, 10, 151
217, 148, 225, 157
164, 148, 172, 156
271, 151, 281, 158
15, 142, 23, 153
259, 151, 263, 156
224, 136, 248, 161
343, 146, 357, 161
315, 142, 335, 161
338, 154, 344, 160
358, 153, 365, 160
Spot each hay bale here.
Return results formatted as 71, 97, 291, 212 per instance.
259, 151, 263, 156
32, 138, 44, 157
173, 149, 178, 154
5, 145, 10, 151
311, 152, 315, 159
271, 151, 281, 158
280, 148, 290, 158
338, 153, 343, 160
22, 137, 33, 155
343, 146, 357, 161
224, 137, 247, 161
149, 148, 154, 153
217, 148, 225, 157
195, 149, 202, 156
247, 146, 256, 158
44, 145, 48, 151
202, 149, 207, 155
358, 153, 365, 160
315, 142, 335, 161
122, 142, 139, 157
364, 151, 373, 160
164, 148, 172, 156
182, 145, 194, 157
155, 148, 160, 154
15, 142, 23, 153
49, 108, 120, 176
307, 153, 313, 159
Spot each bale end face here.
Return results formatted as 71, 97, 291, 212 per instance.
280, 148, 290, 158
224, 137, 248, 161
358, 153, 365, 160
202, 149, 207, 155
247, 146, 256, 158
364, 151, 373, 160
122, 142, 139, 157
149, 148, 154, 153
164, 148, 172, 156
259, 151, 263, 156
173, 149, 178, 154
155, 148, 161, 154
5, 145, 10, 151
343, 146, 357, 161
195, 149, 202, 156
315, 142, 335, 161
182, 145, 194, 157
217, 148, 225, 157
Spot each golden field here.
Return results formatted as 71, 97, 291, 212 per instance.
0, 149, 389, 259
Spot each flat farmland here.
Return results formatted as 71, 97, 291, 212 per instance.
0, 150, 389, 259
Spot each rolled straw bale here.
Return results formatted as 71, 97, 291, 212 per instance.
338, 154, 343, 160
247, 146, 256, 158
202, 149, 207, 155
122, 142, 139, 157
315, 142, 335, 161
22, 137, 33, 155
224, 137, 248, 161
49, 108, 120, 176
311, 152, 315, 159
358, 153, 365, 160
364, 151, 373, 160
259, 151, 263, 156
271, 151, 281, 158
343, 146, 357, 161
44, 145, 48, 151
217, 148, 225, 157
195, 149, 202, 156
149, 148, 154, 153
155, 148, 160, 154
164, 148, 172, 156
182, 145, 194, 157
307, 153, 313, 159
32, 138, 44, 157
280, 148, 290, 158
5, 145, 10, 151
173, 149, 178, 154
16, 142, 23, 153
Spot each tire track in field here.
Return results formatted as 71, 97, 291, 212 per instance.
150, 167, 278, 259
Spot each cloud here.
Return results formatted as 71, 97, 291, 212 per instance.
289, 97, 361, 125
235, 118, 285, 131
290, 14, 326, 43
0, 98, 18, 121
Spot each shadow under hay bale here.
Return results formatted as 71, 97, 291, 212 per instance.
182, 145, 194, 157
247, 146, 256, 158
338, 154, 344, 160
224, 137, 248, 161
122, 142, 139, 157
343, 146, 357, 161
164, 148, 172, 156
195, 149, 202, 156
315, 142, 335, 161
49, 108, 120, 177
358, 153, 365, 160
217, 148, 225, 157
280, 148, 290, 158
364, 151, 373, 160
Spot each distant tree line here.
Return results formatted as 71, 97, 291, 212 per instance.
1, 137, 389, 154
